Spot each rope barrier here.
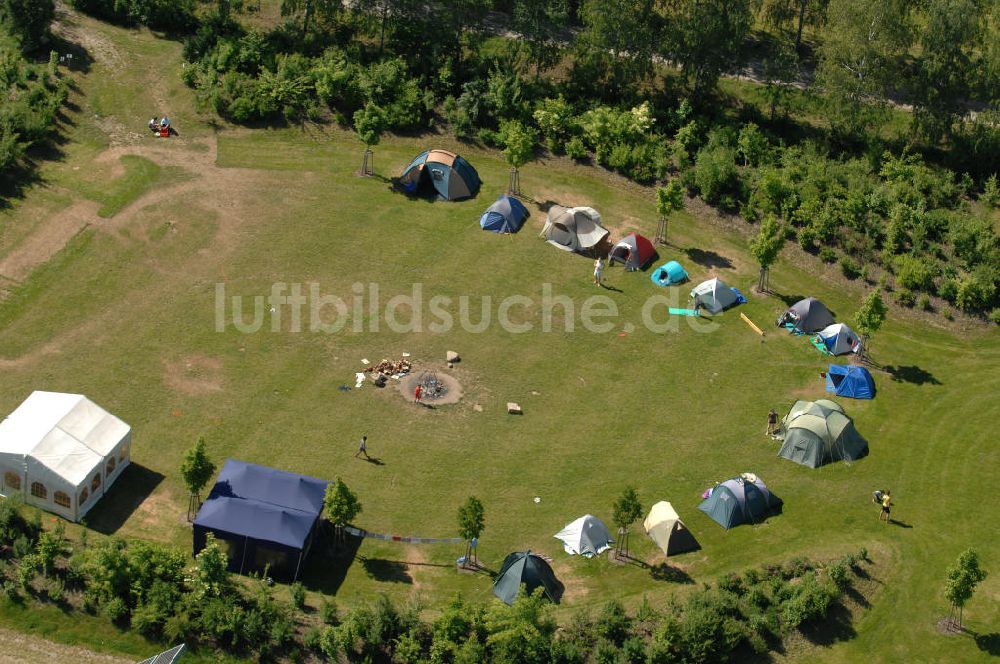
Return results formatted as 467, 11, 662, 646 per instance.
344, 526, 465, 545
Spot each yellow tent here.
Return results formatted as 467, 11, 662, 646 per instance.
643, 501, 699, 556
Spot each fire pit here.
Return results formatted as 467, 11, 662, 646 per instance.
398, 370, 463, 405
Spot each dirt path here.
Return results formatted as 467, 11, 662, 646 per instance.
0, 626, 133, 664
0, 200, 98, 283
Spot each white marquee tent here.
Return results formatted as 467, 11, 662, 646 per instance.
0, 391, 131, 522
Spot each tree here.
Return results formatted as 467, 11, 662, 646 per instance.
750, 214, 786, 292
354, 102, 385, 176
815, 0, 912, 139
944, 548, 988, 630
612, 487, 642, 560
512, 0, 569, 78
758, 0, 830, 52
324, 477, 362, 546
189, 533, 230, 600
0, 0, 55, 53
737, 123, 768, 167
578, 0, 663, 96
280, 0, 340, 39
665, 0, 752, 95
853, 289, 888, 363
457, 496, 485, 568
655, 179, 685, 245
180, 438, 216, 521
499, 119, 537, 196
910, 0, 982, 143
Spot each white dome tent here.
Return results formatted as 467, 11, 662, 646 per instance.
0, 391, 131, 522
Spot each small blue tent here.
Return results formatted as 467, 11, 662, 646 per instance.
399, 149, 480, 201
826, 365, 875, 399
650, 261, 689, 287
480, 194, 528, 233
193, 459, 329, 582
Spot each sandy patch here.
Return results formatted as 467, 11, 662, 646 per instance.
0, 200, 98, 283
0, 626, 131, 664
162, 354, 224, 395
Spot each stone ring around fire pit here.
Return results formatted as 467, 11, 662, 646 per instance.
398, 370, 463, 405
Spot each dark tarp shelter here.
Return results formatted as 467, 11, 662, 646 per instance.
777, 399, 869, 468
698, 475, 781, 529
193, 459, 329, 582
776, 297, 835, 334
399, 150, 480, 201
826, 365, 875, 399
493, 551, 562, 605
480, 194, 529, 233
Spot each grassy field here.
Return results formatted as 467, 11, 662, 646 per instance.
1, 8, 999, 662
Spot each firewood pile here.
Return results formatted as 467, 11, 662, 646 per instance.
366, 357, 412, 378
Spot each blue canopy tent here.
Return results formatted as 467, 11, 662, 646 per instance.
399, 149, 480, 201
650, 260, 689, 287
825, 365, 875, 399
193, 459, 329, 582
480, 194, 528, 233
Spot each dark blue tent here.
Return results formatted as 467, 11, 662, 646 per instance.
193, 459, 329, 582
825, 365, 875, 399
480, 194, 528, 233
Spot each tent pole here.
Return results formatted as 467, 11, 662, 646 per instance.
294, 550, 303, 582
240, 535, 249, 575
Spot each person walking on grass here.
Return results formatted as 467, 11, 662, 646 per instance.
414, 384, 422, 404
593, 258, 604, 287
766, 409, 778, 436
355, 435, 369, 459
879, 489, 892, 524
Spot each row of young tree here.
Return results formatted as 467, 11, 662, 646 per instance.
0, 0, 67, 182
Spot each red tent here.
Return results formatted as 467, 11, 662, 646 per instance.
609, 232, 655, 270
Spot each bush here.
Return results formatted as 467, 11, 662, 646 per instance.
290, 582, 306, 610
919, 294, 933, 311
840, 256, 861, 279
827, 562, 850, 590
984, 174, 999, 207
894, 254, 935, 291
895, 288, 915, 307
320, 598, 339, 625
565, 136, 588, 160
990, 308, 1000, 324
694, 144, 740, 207
819, 247, 838, 263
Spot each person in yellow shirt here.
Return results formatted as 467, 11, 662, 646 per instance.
879, 489, 892, 524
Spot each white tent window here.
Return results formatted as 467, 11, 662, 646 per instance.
31, 481, 47, 500
119, 444, 129, 462
79, 487, 89, 505
91, 473, 101, 492
4, 472, 19, 491
106, 456, 116, 475
54, 491, 71, 508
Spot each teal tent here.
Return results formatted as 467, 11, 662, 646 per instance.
399, 149, 480, 201
651, 261, 689, 287
698, 475, 781, 529
492, 551, 562, 605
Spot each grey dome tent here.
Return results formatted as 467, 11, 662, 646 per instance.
399, 150, 480, 201
554, 514, 613, 557
690, 277, 739, 313
541, 205, 609, 253
777, 399, 868, 468
698, 474, 781, 529
492, 551, 562, 605
480, 194, 529, 233
776, 297, 834, 334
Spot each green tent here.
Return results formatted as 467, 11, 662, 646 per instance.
492, 551, 562, 605
777, 399, 868, 468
